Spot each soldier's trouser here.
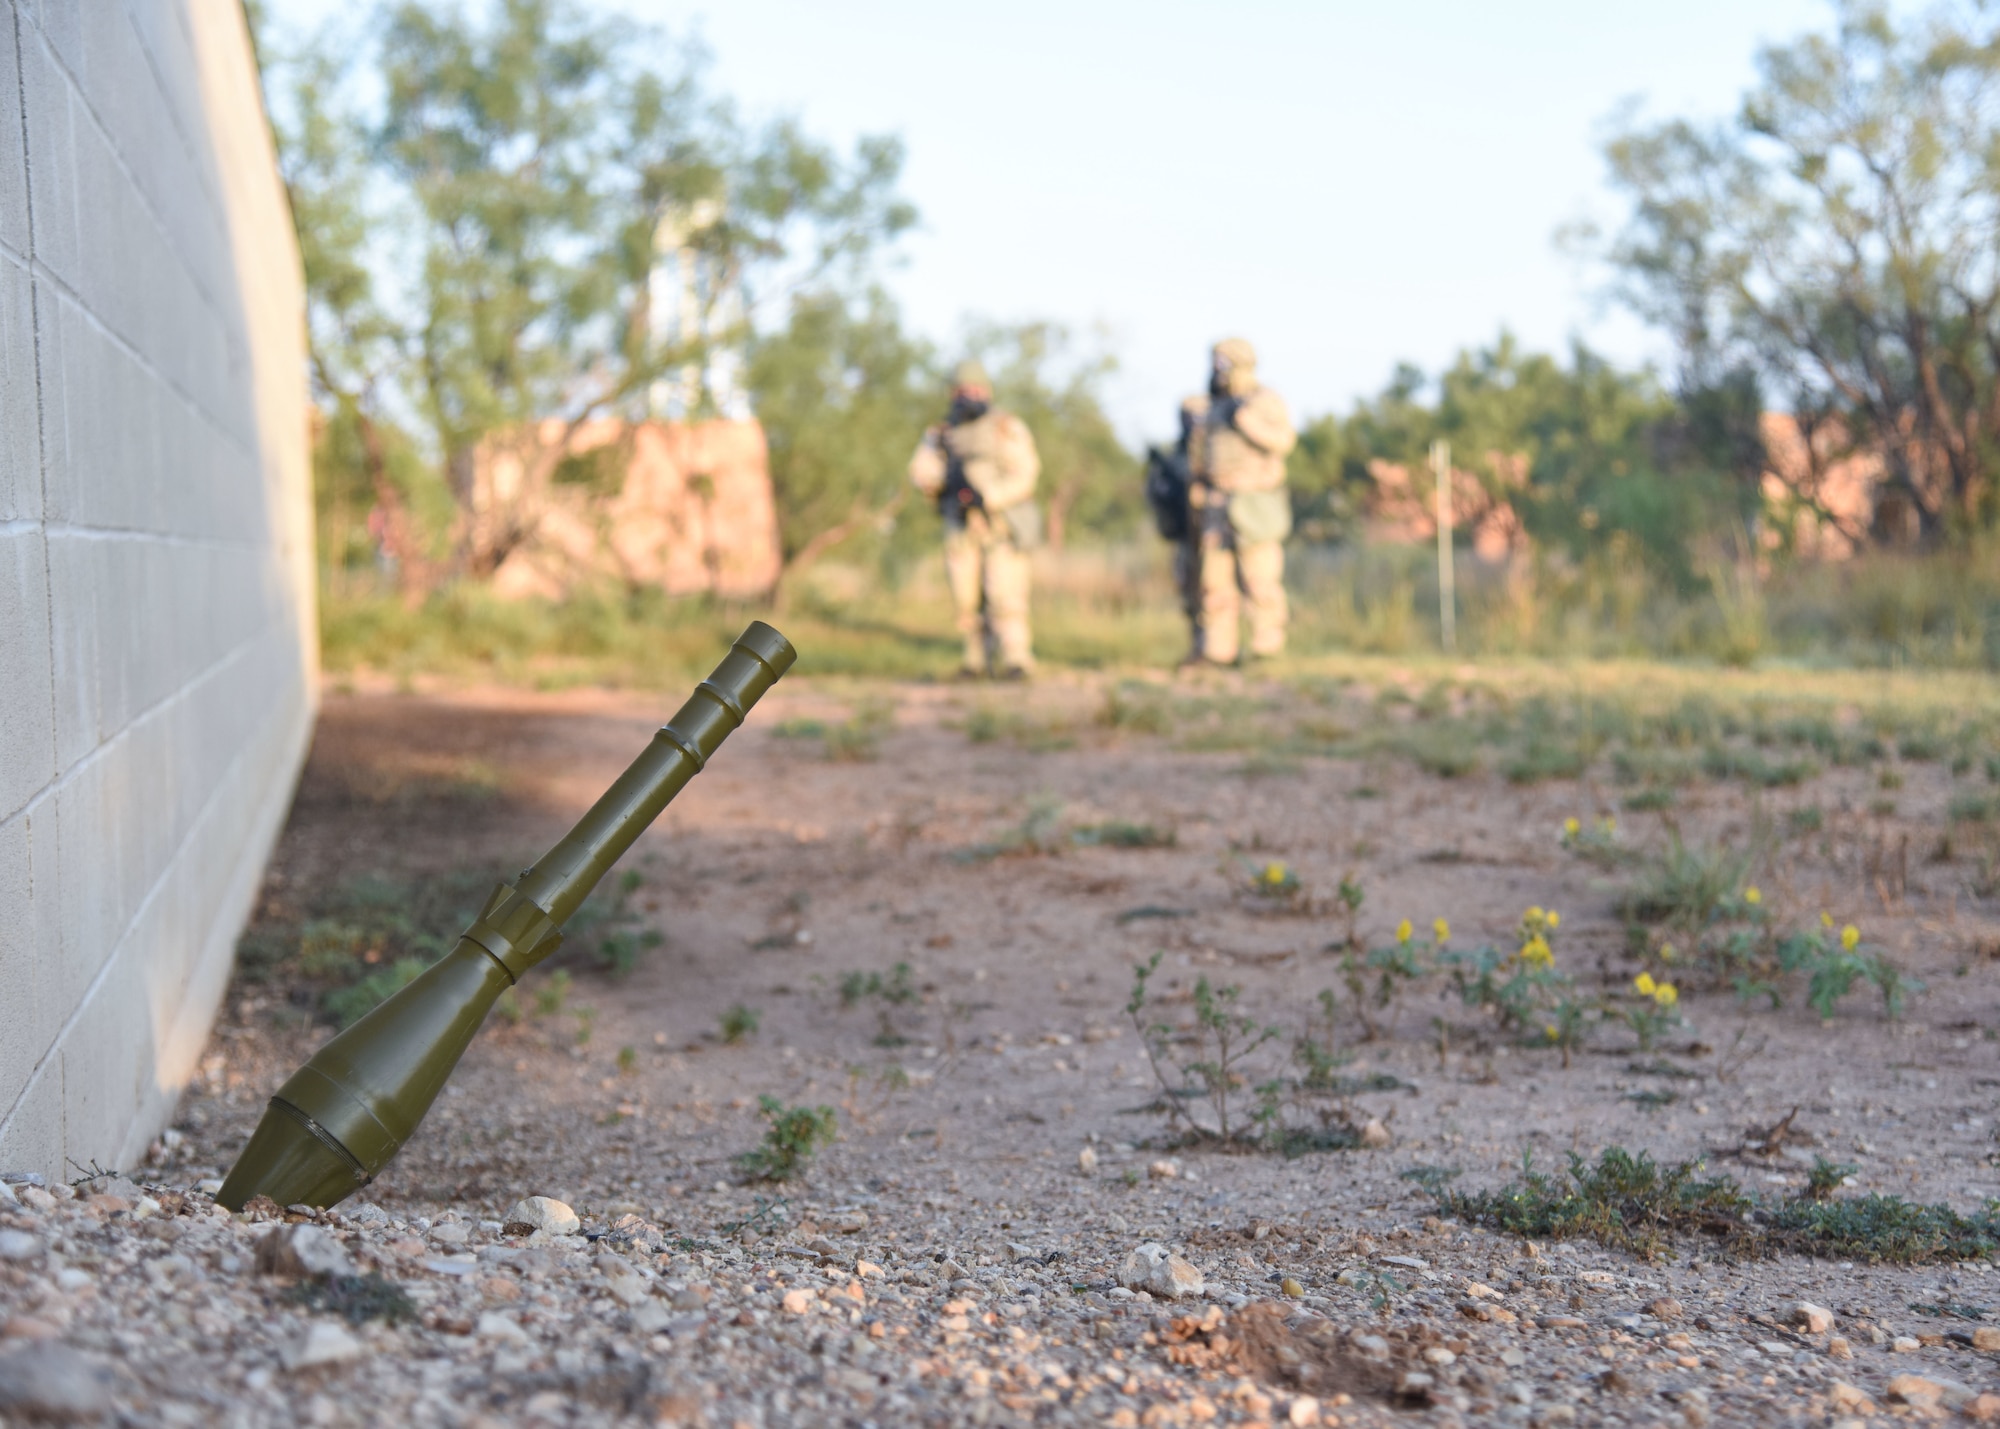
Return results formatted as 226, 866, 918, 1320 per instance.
1173, 533, 1203, 660
944, 523, 1033, 673
1199, 534, 1286, 664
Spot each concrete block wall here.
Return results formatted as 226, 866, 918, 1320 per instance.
0, 1, 315, 1179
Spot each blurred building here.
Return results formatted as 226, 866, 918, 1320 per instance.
0, 6, 315, 1177
476, 418, 783, 600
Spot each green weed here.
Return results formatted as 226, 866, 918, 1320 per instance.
737, 1097, 837, 1182
720, 1005, 761, 1044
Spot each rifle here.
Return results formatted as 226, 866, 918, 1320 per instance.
1144, 445, 1191, 542
932, 424, 985, 526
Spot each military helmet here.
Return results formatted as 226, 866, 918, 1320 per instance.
1212, 337, 1257, 373
951, 359, 993, 392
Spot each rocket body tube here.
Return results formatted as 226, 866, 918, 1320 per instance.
216, 622, 796, 1210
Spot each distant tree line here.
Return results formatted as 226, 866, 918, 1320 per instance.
262, 0, 1999, 615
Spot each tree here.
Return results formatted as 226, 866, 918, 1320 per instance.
746, 289, 936, 595
1600, 0, 2000, 544
264, 0, 914, 577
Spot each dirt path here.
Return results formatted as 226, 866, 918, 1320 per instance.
7, 672, 2000, 1426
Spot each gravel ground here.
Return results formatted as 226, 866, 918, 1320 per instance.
6, 672, 2000, 1427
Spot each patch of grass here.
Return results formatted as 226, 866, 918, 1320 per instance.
1395, 725, 1481, 778
1950, 793, 1997, 824
1072, 820, 1176, 849
282, 1273, 416, 1325
1622, 788, 1676, 812
1701, 745, 1817, 788
955, 794, 1068, 862
1620, 833, 1754, 935
1438, 1146, 2000, 1264
720, 1004, 761, 1043
323, 957, 427, 1028
564, 869, 665, 976
737, 1097, 837, 1182
1787, 805, 1824, 834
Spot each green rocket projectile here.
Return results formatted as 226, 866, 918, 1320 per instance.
216, 622, 797, 1211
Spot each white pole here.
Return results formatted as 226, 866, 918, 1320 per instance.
1432, 439, 1456, 654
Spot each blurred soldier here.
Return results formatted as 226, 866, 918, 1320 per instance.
1188, 338, 1296, 665
909, 360, 1043, 678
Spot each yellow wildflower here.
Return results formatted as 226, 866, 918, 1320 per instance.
1563, 817, 1581, 838
1520, 935, 1554, 969
1841, 924, 1861, 952
1396, 919, 1413, 944
1434, 918, 1450, 943
1744, 886, 1762, 906
1547, 910, 1560, 929
1260, 861, 1288, 886
1525, 905, 1545, 922
1634, 972, 1657, 997
1821, 910, 1834, 928
1659, 942, 1678, 963
1544, 1024, 1559, 1041
1653, 982, 1679, 1007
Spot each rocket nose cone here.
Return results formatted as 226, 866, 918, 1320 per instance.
216, 1099, 369, 1212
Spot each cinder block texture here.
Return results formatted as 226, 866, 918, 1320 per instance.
0, 1, 315, 1181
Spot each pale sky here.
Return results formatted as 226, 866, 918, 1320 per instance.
274, 0, 1838, 441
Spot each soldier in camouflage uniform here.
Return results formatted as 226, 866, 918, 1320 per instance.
909, 360, 1043, 678
1187, 338, 1296, 665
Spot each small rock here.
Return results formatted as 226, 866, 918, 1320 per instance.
0, 1343, 114, 1420
429, 1223, 470, 1247
1423, 1347, 1456, 1366
1146, 1159, 1179, 1180
1006, 1243, 1039, 1261
1885, 1374, 1944, 1408
1973, 1326, 2000, 1352
806, 1235, 839, 1256
1647, 1297, 1685, 1321
1827, 1336, 1853, 1359
1116, 1242, 1204, 1299
855, 1260, 884, 1278
1287, 1395, 1320, 1426
18, 1188, 55, 1214
1967, 1392, 2000, 1422
255, 1224, 355, 1280
939, 1258, 969, 1281
346, 1203, 390, 1227
1352, 1334, 1391, 1359
502, 1197, 579, 1237
1790, 1300, 1834, 1335
1077, 1146, 1098, 1174
284, 1321, 364, 1370
1892, 1335, 1922, 1353
1280, 1277, 1304, 1298
0, 1231, 43, 1263
826, 1210, 868, 1234
476, 1312, 530, 1344
630, 1302, 673, 1335
0, 1182, 15, 1207
1358, 1118, 1391, 1148
782, 1289, 814, 1315
82, 1175, 142, 1205
1378, 1254, 1428, 1271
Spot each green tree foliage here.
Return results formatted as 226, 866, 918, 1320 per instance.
745, 289, 936, 571
964, 322, 1139, 546
1599, 0, 2000, 545
1311, 333, 1761, 587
